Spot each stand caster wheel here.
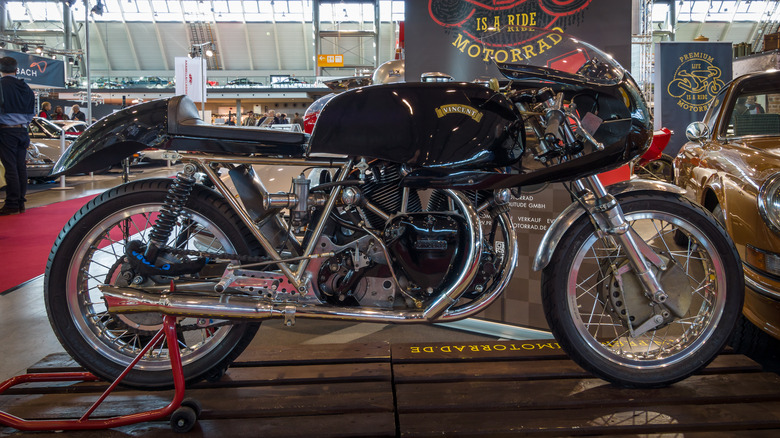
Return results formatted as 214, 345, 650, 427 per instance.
181, 397, 203, 418
170, 406, 198, 433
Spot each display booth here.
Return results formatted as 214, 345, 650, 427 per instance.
405, 0, 632, 330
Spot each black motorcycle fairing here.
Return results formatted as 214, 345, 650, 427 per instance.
50, 96, 309, 177
50, 98, 171, 177
308, 82, 522, 169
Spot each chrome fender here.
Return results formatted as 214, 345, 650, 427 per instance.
532, 178, 687, 271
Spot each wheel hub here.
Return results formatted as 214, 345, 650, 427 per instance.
601, 253, 694, 331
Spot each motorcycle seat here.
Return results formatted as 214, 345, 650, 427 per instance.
167, 95, 307, 145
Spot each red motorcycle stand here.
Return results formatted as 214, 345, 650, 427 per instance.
0, 315, 199, 433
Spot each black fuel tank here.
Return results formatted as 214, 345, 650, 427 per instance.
308, 82, 522, 169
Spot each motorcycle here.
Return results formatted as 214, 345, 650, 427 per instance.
633, 127, 674, 183
45, 27, 743, 390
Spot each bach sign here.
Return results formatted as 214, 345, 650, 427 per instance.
0, 49, 65, 89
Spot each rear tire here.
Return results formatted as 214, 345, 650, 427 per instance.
542, 191, 743, 387
45, 178, 260, 389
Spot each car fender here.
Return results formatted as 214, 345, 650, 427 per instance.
532, 178, 687, 271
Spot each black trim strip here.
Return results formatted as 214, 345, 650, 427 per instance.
0, 274, 43, 296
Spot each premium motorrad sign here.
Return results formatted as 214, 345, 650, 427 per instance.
0, 49, 65, 88
655, 42, 732, 156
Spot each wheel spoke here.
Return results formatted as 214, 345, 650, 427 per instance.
63, 200, 240, 375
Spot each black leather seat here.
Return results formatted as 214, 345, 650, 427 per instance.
167, 95, 307, 145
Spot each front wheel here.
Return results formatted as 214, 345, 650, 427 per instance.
542, 191, 743, 387
44, 179, 261, 389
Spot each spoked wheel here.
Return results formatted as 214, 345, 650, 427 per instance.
44, 179, 260, 389
542, 191, 743, 387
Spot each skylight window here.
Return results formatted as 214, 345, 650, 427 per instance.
4, 1, 405, 23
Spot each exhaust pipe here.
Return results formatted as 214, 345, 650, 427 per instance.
99, 285, 427, 323
100, 285, 280, 320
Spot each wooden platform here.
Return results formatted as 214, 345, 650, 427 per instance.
2, 340, 780, 437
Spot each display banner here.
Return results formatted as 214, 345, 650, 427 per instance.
655, 42, 732, 156
0, 49, 65, 88
405, 1, 632, 330
174, 56, 207, 102
406, 0, 632, 82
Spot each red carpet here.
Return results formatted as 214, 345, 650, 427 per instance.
0, 195, 97, 294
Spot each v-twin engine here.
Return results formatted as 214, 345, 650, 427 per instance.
100, 180, 518, 324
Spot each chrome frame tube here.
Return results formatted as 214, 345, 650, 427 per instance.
400, 187, 410, 214
176, 152, 350, 168
187, 155, 353, 292
362, 200, 391, 222
197, 160, 303, 290
294, 159, 354, 287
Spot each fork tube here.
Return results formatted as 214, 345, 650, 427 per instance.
581, 175, 668, 304
294, 160, 354, 288
196, 160, 302, 290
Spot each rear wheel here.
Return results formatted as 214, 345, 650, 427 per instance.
44, 178, 260, 389
542, 191, 743, 387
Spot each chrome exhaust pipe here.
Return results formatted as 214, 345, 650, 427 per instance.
100, 285, 281, 320
100, 285, 428, 323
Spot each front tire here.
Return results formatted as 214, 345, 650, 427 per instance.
542, 191, 743, 387
44, 178, 260, 389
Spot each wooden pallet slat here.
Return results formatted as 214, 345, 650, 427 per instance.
398, 401, 780, 437
2, 340, 779, 437
393, 354, 762, 383
395, 372, 780, 413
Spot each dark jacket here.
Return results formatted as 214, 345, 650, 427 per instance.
0, 75, 35, 116
72, 110, 86, 122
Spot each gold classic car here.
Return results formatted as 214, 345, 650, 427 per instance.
675, 70, 780, 355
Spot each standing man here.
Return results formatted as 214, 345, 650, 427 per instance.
0, 56, 36, 215
71, 104, 86, 122
292, 112, 304, 129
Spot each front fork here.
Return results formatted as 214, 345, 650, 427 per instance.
575, 175, 669, 308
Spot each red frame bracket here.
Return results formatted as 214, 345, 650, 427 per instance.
0, 315, 186, 431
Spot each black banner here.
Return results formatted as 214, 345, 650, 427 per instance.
406, 0, 632, 82
655, 42, 733, 156
0, 49, 66, 89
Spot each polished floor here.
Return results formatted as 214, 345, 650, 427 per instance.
0, 165, 549, 382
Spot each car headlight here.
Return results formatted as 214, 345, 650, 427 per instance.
758, 172, 780, 233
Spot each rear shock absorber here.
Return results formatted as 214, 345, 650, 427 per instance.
143, 163, 198, 262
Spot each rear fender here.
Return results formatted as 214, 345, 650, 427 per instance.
532, 179, 687, 271
50, 99, 171, 177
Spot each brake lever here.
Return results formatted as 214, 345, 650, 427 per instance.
565, 108, 605, 151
